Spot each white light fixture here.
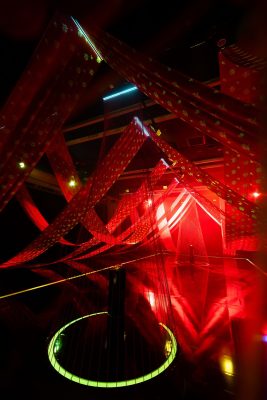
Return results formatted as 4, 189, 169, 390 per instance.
71, 17, 103, 62
18, 161, 26, 169
68, 178, 77, 188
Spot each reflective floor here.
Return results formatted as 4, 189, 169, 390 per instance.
0, 253, 266, 399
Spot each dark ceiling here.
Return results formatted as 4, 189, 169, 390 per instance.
0, 1, 247, 97
0, 0, 252, 109
0, 0, 263, 258
0, 1, 249, 177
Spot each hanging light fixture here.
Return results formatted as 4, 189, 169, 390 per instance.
68, 177, 77, 188
18, 161, 26, 169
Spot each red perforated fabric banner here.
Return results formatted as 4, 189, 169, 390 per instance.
0, 16, 101, 212
2, 16, 264, 266
0, 15, 75, 156
74, 178, 193, 260
73, 179, 179, 260
13, 119, 258, 265
224, 150, 260, 252
219, 45, 266, 104
16, 184, 76, 246
218, 46, 264, 253
142, 121, 259, 220
1, 119, 146, 267
47, 130, 119, 244
86, 25, 260, 158
106, 159, 168, 234
16, 185, 49, 232
49, 159, 169, 262
8, 157, 168, 268
46, 130, 82, 201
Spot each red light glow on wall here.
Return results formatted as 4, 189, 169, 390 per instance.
146, 290, 156, 309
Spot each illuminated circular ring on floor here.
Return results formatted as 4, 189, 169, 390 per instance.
48, 311, 177, 388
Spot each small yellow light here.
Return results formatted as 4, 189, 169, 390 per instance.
18, 161, 26, 169
220, 355, 234, 376
156, 129, 162, 136
147, 198, 152, 206
68, 178, 77, 188
163, 185, 168, 190
96, 56, 102, 63
165, 340, 172, 357
125, 189, 129, 193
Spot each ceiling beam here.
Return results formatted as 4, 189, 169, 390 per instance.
65, 79, 220, 146
66, 112, 176, 146
27, 157, 223, 193
27, 168, 60, 194
63, 99, 155, 133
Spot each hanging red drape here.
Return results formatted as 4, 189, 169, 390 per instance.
17, 158, 169, 266
74, 177, 192, 261
218, 45, 265, 253
73, 179, 179, 261
0, 15, 74, 156
58, 120, 260, 261
10, 116, 259, 266
1, 15, 264, 267
45, 159, 169, 263
16, 184, 50, 232
46, 130, 122, 244
16, 184, 77, 246
0, 16, 101, 212
138, 120, 259, 220
46, 130, 82, 201
0, 119, 146, 267
219, 44, 266, 105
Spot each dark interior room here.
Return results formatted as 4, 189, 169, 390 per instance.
0, 1, 267, 399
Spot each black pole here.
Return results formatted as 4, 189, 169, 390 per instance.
106, 267, 126, 380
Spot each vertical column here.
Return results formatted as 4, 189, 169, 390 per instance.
106, 266, 126, 380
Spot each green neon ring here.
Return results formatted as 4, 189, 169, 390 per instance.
48, 311, 177, 388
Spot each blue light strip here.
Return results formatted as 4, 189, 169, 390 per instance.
71, 17, 103, 61
103, 86, 138, 101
